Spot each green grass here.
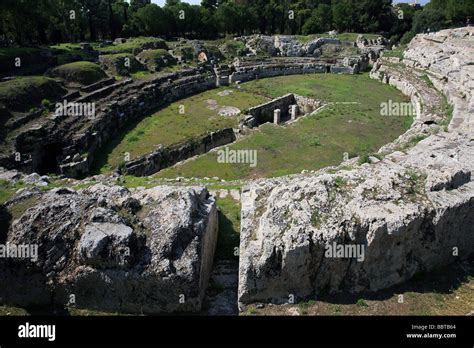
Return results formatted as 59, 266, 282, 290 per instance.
97, 37, 167, 54
137, 48, 171, 59
383, 45, 406, 60
155, 74, 412, 180
439, 96, 454, 131
49, 43, 97, 64
215, 196, 241, 260
336, 33, 381, 42
47, 61, 107, 85
295, 33, 380, 44
130, 71, 154, 80
50, 43, 82, 51
96, 87, 268, 173
0, 179, 25, 204
219, 40, 246, 58
420, 74, 435, 89
7, 196, 40, 220
0, 177, 68, 205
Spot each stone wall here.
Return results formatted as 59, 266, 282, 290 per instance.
330, 65, 356, 74
247, 94, 296, 125
123, 128, 236, 177
0, 68, 213, 177
58, 72, 218, 177
80, 77, 116, 93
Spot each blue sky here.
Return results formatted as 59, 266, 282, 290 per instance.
151, 0, 430, 6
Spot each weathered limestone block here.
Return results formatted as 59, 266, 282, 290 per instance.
274, 36, 305, 57
273, 109, 281, 124
295, 95, 321, 114
305, 38, 341, 55
238, 138, 474, 305
79, 222, 137, 268
245, 35, 279, 56
0, 184, 218, 314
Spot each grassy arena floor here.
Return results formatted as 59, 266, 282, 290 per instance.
154, 73, 413, 180
97, 88, 268, 173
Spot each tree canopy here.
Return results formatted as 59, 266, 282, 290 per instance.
0, 0, 472, 46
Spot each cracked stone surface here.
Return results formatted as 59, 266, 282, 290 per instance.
0, 184, 218, 314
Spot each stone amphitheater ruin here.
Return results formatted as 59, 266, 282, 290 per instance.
0, 28, 472, 315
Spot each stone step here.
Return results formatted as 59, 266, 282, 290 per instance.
203, 260, 239, 316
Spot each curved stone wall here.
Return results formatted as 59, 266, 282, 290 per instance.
122, 128, 236, 177
1, 43, 380, 178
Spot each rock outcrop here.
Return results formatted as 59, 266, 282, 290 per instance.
238, 27, 474, 308
0, 184, 218, 314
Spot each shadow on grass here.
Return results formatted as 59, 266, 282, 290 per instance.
215, 209, 240, 261
22, 305, 71, 316
316, 259, 473, 305
89, 115, 152, 175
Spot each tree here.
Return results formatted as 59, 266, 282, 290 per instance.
445, 0, 474, 25
332, 0, 355, 32
412, 8, 446, 33
302, 4, 332, 35
201, 0, 218, 12
355, 0, 393, 33
134, 4, 169, 36
389, 3, 421, 42
199, 6, 218, 38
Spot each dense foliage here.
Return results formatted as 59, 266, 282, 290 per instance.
0, 0, 472, 45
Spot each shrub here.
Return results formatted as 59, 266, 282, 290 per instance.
358, 153, 371, 165
400, 31, 416, 45
333, 176, 347, 188
310, 136, 322, 147
41, 99, 52, 110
